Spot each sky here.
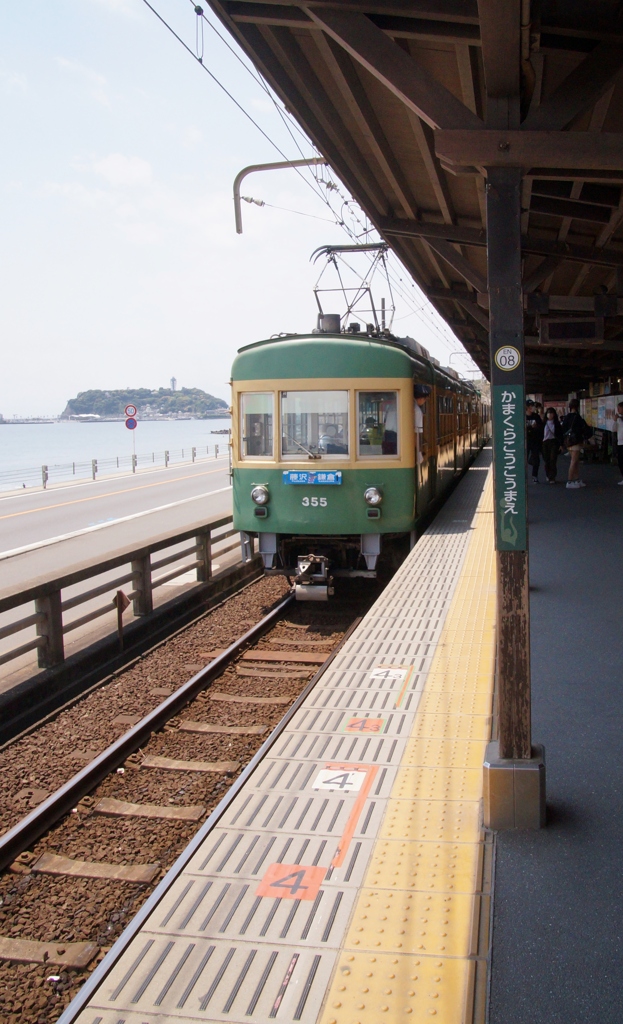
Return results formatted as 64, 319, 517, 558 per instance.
0, 0, 477, 417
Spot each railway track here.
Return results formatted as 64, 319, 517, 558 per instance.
0, 575, 377, 1024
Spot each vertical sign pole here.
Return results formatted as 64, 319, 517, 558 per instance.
486, 166, 531, 760
484, 166, 545, 829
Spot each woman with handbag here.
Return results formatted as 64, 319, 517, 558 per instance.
542, 407, 563, 483
562, 399, 589, 489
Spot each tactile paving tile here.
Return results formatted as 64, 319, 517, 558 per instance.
403, 737, 488, 770
379, 799, 482, 843
393, 766, 483, 802
318, 950, 473, 1024
418, 690, 493, 716
345, 889, 475, 956
365, 840, 482, 894
409, 712, 492, 741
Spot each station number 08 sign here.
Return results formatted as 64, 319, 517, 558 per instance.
494, 346, 521, 371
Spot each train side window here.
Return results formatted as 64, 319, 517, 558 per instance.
240, 392, 274, 458
358, 391, 399, 457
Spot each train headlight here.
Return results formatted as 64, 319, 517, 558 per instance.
251, 485, 269, 505
364, 486, 383, 506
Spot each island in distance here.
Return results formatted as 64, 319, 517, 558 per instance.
61, 387, 229, 421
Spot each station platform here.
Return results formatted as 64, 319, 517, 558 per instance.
489, 457, 623, 1023
60, 448, 496, 1024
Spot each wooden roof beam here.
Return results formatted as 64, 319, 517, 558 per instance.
436, 130, 623, 170
227, 5, 482, 43
230, 0, 480, 22
477, 0, 520, 127
314, 34, 419, 219
407, 114, 455, 224
226, 20, 390, 225
302, 7, 484, 130
523, 256, 562, 292
258, 24, 390, 214
378, 216, 623, 269
424, 237, 487, 292
522, 43, 623, 132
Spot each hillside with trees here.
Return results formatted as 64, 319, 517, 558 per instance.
61, 387, 228, 419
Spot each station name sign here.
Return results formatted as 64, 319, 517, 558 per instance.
492, 386, 527, 551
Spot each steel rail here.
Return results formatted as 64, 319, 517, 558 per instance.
0, 591, 295, 874
57, 613, 361, 1024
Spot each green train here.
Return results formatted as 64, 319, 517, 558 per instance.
231, 321, 489, 598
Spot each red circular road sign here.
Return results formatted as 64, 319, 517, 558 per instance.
124, 404, 138, 417
125, 417, 138, 430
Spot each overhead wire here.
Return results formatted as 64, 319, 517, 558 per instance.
144, 0, 478, 370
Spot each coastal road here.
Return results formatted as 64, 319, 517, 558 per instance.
0, 456, 232, 587
0, 457, 237, 691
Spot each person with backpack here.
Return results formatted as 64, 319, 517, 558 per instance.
562, 399, 590, 489
526, 399, 544, 483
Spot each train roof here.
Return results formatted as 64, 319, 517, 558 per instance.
232, 333, 478, 395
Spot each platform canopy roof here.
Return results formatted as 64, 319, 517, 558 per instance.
208, 0, 623, 394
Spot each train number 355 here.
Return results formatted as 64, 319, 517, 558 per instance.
302, 496, 327, 507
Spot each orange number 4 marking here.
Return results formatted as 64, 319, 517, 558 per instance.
256, 863, 326, 901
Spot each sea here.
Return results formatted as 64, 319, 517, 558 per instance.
0, 418, 232, 491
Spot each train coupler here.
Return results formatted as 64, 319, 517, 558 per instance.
294, 554, 334, 601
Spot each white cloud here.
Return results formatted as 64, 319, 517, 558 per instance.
86, 0, 138, 17
182, 126, 203, 150
56, 57, 111, 107
250, 97, 275, 115
0, 67, 27, 93
119, 221, 162, 245
92, 153, 153, 187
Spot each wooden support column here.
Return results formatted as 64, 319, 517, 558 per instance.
484, 167, 545, 828
486, 166, 531, 760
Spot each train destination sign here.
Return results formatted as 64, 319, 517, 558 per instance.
282, 470, 342, 485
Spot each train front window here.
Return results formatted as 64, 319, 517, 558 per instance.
240, 392, 273, 458
281, 391, 349, 458
358, 391, 399, 457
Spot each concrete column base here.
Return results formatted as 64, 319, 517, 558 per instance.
483, 741, 546, 829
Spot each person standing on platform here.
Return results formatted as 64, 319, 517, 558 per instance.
613, 401, 623, 485
542, 407, 563, 483
526, 399, 544, 483
562, 399, 589, 489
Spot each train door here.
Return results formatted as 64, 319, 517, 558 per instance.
414, 379, 435, 513
453, 394, 458, 473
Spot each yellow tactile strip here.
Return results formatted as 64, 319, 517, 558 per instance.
319, 472, 495, 1024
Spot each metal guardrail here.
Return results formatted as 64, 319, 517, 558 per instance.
0, 438, 231, 492
0, 515, 248, 671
